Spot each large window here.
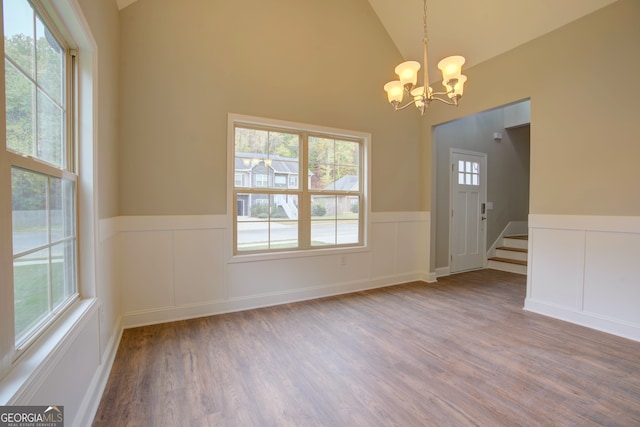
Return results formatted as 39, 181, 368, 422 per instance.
3, 0, 78, 348
231, 117, 366, 254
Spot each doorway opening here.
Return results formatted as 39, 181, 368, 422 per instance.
432, 99, 531, 278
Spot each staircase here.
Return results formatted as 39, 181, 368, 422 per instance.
488, 235, 528, 275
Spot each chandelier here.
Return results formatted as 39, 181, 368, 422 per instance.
383, 0, 467, 115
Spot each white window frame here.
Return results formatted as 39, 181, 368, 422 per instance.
227, 113, 370, 261
0, 0, 97, 386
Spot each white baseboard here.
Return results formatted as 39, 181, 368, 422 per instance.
435, 266, 450, 278
423, 271, 438, 283
527, 214, 640, 343
524, 299, 640, 342
122, 273, 425, 329
74, 315, 123, 427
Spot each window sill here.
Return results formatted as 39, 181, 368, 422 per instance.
0, 298, 98, 405
228, 245, 370, 264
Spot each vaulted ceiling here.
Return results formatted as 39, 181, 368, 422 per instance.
116, 0, 619, 84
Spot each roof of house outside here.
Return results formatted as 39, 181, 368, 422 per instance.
331, 175, 359, 191
235, 152, 299, 174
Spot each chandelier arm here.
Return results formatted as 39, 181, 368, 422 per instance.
394, 100, 422, 111
429, 95, 459, 106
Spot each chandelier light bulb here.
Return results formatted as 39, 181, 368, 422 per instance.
437, 56, 466, 81
395, 61, 421, 87
384, 80, 405, 104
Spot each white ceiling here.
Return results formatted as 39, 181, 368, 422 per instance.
368, 0, 619, 84
116, 0, 619, 84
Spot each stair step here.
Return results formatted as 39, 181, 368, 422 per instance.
495, 247, 528, 262
502, 235, 529, 250
487, 257, 527, 275
488, 257, 527, 266
505, 235, 528, 240
488, 234, 528, 275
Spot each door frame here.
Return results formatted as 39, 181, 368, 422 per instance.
449, 148, 488, 273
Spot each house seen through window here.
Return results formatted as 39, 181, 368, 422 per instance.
232, 119, 365, 254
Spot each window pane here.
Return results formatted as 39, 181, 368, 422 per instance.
337, 220, 359, 245
12, 168, 48, 255
311, 219, 335, 247
50, 177, 75, 242
4, 2, 66, 167
309, 138, 361, 192
335, 139, 359, 167
36, 16, 65, 105
237, 220, 269, 252
14, 248, 50, 342
268, 131, 299, 160
235, 128, 301, 190
310, 163, 335, 190
37, 88, 65, 167
311, 195, 336, 246
235, 127, 267, 155
236, 193, 299, 251
334, 167, 359, 191
3, 0, 35, 78
337, 196, 360, 245
271, 194, 297, 219
309, 137, 335, 190
5, 60, 35, 156
51, 241, 76, 307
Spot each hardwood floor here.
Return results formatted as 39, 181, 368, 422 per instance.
93, 270, 640, 426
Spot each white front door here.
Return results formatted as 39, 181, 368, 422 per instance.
450, 150, 487, 273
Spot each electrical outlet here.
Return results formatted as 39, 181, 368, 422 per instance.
341, 255, 347, 266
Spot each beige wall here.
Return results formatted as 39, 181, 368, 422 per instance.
422, 0, 640, 216
77, 0, 122, 396
79, 0, 120, 219
118, 0, 421, 215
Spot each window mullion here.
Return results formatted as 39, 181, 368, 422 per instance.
46, 178, 53, 312
300, 133, 310, 249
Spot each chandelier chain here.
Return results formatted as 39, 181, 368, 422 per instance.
423, 0, 428, 45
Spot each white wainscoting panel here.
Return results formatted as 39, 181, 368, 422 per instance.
528, 227, 585, 310
583, 231, 640, 325
370, 221, 397, 279
117, 213, 431, 328
526, 214, 640, 341
119, 231, 175, 313
397, 220, 429, 276
174, 229, 227, 305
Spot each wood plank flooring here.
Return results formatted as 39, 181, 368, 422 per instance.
93, 270, 640, 426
